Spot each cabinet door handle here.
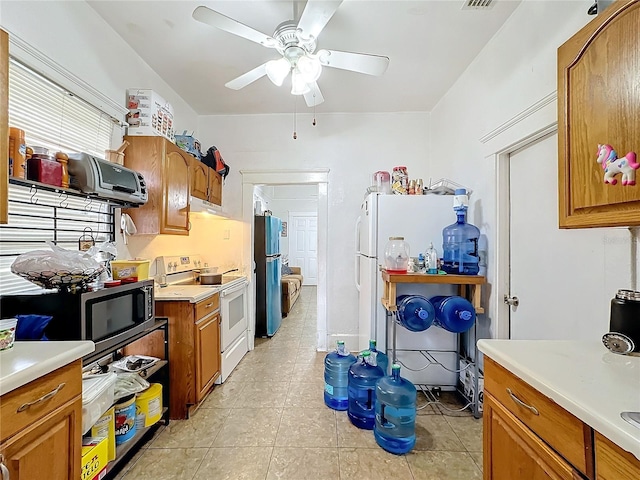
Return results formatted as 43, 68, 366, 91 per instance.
0, 454, 9, 480
506, 388, 539, 415
205, 302, 213, 308
17, 383, 65, 412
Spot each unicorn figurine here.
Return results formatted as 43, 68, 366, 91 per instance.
596, 144, 638, 186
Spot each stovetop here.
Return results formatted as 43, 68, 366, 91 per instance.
155, 255, 247, 303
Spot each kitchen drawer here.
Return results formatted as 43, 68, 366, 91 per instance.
595, 432, 640, 480
484, 357, 592, 476
195, 293, 219, 320
0, 360, 82, 442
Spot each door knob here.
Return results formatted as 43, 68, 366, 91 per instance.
504, 295, 519, 307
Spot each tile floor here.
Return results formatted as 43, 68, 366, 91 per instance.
115, 286, 483, 480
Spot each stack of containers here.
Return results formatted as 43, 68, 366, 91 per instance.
347, 351, 384, 429
324, 341, 356, 410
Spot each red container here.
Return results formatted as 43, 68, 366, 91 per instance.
27, 156, 62, 187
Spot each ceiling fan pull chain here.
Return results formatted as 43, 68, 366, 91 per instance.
293, 96, 298, 140
313, 94, 317, 126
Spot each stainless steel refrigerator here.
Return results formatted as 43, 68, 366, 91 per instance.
254, 215, 283, 336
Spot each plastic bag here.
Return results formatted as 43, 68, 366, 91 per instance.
11, 241, 105, 291
113, 372, 150, 401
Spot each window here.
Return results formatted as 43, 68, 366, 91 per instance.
8, 58, 115, 157
0, 58, 118, 295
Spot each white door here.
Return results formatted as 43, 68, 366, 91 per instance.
289, 213, 318, 285
509, 133, 631, 340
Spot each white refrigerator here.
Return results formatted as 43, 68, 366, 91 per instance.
355, 192, 461, 387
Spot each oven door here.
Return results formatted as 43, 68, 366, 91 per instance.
220, 280, 249, 351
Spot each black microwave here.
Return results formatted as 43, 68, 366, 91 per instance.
0, 280, 155, 357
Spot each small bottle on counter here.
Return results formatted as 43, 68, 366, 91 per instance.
8, 127, 26, 179
416, 179, 423, 195
408, 179, 416, 195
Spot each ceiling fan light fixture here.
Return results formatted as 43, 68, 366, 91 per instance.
291, 68, 311, 95
265, 58, 291, 86
297, 55, 322, 83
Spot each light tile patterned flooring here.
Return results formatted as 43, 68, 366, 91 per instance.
116, 286, 483, 479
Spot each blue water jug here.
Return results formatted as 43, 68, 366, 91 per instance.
442, 189, 480, 275
368, 339, 389, 375
324, 341, 356, 410
374, 364, 417, 454
396, 295, 435, 332
430, 295, 477, 333
348, 351, 385, 429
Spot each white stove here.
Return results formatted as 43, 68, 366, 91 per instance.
154, 255, 249, 383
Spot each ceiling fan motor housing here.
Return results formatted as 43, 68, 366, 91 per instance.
274, 20, 316, 60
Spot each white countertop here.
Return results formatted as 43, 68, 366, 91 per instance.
478, 339, 640, 460
0, 341, 95, 396
154, 276, 248, 303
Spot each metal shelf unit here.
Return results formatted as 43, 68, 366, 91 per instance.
82, 318, 170, 479
381, 271, 485, 419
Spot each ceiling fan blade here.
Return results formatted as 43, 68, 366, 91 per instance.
193, 6, 277, 48
297, 0, 342, 41
304, 82, 324, 107
225, 63, 268, 90
317, 49, 389, 76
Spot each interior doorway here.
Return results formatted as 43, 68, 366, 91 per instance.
241, 169, 329, 351
288, 212, 318, 286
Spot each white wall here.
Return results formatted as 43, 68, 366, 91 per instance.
428, 0, 639, 339
198, 112, 431, 350
0, 1, 198, 143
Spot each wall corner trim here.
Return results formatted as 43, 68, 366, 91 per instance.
479, 91, 557, 144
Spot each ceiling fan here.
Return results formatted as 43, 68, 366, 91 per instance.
192, 1, 390, 107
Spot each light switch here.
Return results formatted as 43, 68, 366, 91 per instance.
223, 229, 230, 240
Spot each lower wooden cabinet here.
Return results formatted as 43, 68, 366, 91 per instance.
0, 360, 82, 480
484, 393, 582, 480
595, 432, 640, 480
484, 357, 640, 480
155, 294, 221, 419
0, 399, 81, 479
195, 313, 221, 402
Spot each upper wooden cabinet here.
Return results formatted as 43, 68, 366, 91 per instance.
1, 29, 8, 225
558, 0, 640, 228
124, 136, 191, 235
190, 156, 208, 201
209, 169, 222, 206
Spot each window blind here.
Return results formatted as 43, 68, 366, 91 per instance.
8, 58, 115, 158
1, 58, 118, 296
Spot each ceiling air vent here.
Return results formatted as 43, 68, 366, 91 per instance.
462, 0, 495, 10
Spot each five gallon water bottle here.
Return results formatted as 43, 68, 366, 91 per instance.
347, 351, 385, 429
430, 295, 477, 333
396, 295, 435, 332
324, 341, 356, 410
368, 339, 389, 375
442, 189, 480, 275
374, 364, 417, 454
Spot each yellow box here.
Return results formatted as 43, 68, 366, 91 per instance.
90, 406, 116, 462
111, 260, 150, 281
136, 383, 163, 428
81, 436, 108, 480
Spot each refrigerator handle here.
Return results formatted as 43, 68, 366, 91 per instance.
355, 215, 362, 255
355, 254, 361, 292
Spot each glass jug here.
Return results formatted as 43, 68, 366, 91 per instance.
373, 171, 391, 194
384, 237, 410, 273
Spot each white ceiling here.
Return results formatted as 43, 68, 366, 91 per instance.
88, 0, 522, 115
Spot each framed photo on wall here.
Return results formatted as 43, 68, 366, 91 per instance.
281, 221, 287, 237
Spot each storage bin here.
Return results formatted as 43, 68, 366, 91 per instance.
90, 406, 116, 462
81, 436, 108, 480
82, 373, 117, 435
136, 383, 163, 428
111, 260, 150, 282
126, 89, 174, 141
114, 394, 137, 444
